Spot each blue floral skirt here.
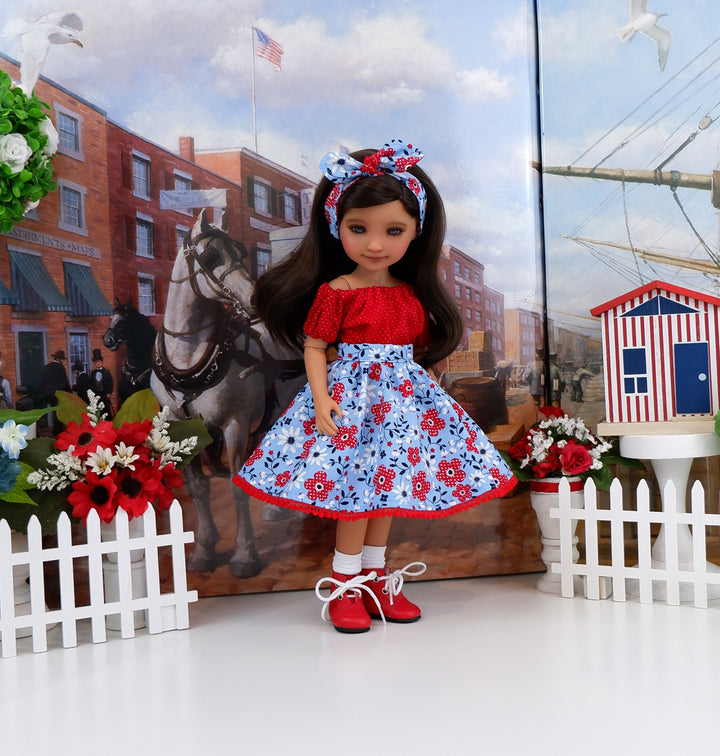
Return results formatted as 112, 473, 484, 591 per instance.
233, 343, 516, 520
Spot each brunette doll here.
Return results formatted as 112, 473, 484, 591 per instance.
234, 139, 516, 633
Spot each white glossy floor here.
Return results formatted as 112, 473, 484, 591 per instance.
5, 572, 720, 755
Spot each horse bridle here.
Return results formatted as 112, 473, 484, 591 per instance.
169, 230, 256, 325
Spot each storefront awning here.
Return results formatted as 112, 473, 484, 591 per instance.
9, 250, 70, 312
63, 262, 113, 316
0, 278, 17, 306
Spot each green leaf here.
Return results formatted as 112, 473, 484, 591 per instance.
19, 436, 57, 469
0, 406, 54, 425
113, 388, 160, 425
166, 416, 214, 469
55, 390, 88, 425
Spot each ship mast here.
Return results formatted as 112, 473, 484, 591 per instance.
562, 235, 720, 274
541, 165, 720, 208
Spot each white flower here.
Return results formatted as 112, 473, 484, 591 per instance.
23, 198, 40, 213
0, 419, 29, 459
86, 445, 116, 476
0, 132, 33, 174
39, 117, 59, 156
114, 442, 140, 469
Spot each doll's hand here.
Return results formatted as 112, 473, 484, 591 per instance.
314, 394, 343, 436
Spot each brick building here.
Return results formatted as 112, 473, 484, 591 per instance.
0, 55, 114, 405
105, 124, 242, 332
185, 140, 315, 276
504, 307, 544, 365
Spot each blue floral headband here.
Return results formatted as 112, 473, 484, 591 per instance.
320, 139, 427, 239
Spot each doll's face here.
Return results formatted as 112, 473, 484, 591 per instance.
338, 200, 416, 273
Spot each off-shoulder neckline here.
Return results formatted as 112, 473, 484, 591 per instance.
321, 281, 410, 293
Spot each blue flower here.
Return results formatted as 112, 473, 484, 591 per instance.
0, 451, 21, 495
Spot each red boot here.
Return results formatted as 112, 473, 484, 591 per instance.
361, 562, 427, 623
315, 571, 373, 633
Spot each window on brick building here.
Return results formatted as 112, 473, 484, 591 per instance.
138, 275, 156, 315
54, 103, 83, 160
176, 226, 189, 253
136, 218, 154, 258
58, 113, 80, 153
132, 155, 151, 198
454, 260, 461, 276
58, 181, 87, 234
256, 248, 271, 278
282, 190, 300, 224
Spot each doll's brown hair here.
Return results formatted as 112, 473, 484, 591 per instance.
252, 148, 462, 367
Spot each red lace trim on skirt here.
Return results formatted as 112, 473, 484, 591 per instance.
233, 473, 517, 521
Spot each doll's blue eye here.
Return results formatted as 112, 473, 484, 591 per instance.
349, 225, 365, 233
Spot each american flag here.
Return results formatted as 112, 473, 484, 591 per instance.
254, 27, 284, 70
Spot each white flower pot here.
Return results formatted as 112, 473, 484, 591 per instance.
100, 516, 147, 630
530, 477, 584, 594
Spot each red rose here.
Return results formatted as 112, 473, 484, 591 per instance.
560, 441, 593, 476
538, 405, 564, 420
508, 436, 532, 460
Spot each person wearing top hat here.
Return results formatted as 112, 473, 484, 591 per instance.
40, 349, 71, 433
89, 348, 114, 417
72, 360, 91, 404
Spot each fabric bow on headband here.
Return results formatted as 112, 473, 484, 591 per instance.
320, 139, 427, 239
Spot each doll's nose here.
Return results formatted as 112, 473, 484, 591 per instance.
366, 236, 383, 252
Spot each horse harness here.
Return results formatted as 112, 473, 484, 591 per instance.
152, 230, 304, 419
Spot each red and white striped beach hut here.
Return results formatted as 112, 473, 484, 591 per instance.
590, 281, 720, 424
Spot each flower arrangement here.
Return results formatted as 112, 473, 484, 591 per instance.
0, 389, 211, 533
0, 69, 59, 232
502, 406, 641, 490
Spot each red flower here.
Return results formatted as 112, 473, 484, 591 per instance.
303, 418, 317, 436
421, 409, 445, 437
371, 399, 391, 425
300, 438, 316, 459
246, 447, 263, 465
68, 470, 118, 525
437, 458, 465, 487
331, 424, 358, 451
373, 465, 396, 494
407, 447, 421, 466
275, 471, 291, 487
56, 417, 117, 459
538, 405, 564, 420
114, 419, 153, 449
508, 435, 532, 461
369, 363, 382, 380
560, 441, 593, 476
116, 464, 162, 519
532, 447, 562, 478
154, 462, 184, 510
453, 484, 473, 502
305, 471, 335, 501
412, 471, 431, 501
331, 382, 345, 403
399, 379, 413, 398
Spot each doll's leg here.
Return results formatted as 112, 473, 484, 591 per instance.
317, 519, 373, 634
359, 516, 425, 623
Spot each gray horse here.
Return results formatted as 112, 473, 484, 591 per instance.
151, 210, 304, 577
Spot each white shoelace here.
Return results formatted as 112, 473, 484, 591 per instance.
314, 572, 386, 626
377, 561, 427, 605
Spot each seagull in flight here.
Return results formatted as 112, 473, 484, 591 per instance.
3, 11, 83, 94
617, 1, 670, 72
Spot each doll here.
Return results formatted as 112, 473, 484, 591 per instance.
234, 139, 516, 633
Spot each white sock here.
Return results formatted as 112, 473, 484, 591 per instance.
332, 549, 362, 576
361, 545, 386, 570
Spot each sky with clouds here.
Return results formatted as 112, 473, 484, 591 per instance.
0, 0, 543, 314
537, 0, 720, 335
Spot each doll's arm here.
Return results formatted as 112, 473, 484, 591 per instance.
304, 336, 343, 436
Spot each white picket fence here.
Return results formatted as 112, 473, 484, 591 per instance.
551, 477, 720, 607
0, 502, 198, 657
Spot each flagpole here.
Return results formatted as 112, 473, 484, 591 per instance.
251, 25, 258, 153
